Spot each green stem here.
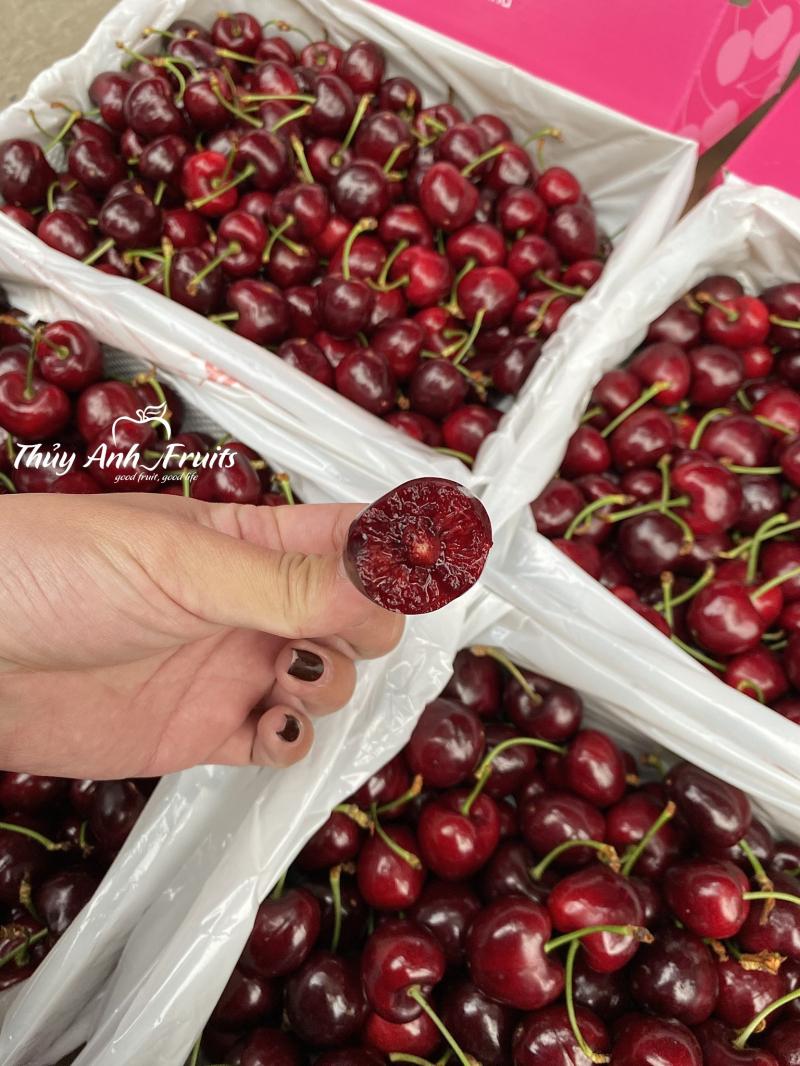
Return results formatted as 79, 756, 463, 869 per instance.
604, 495, 690, 524
0, 928, 48, 970
545, 924, 652, 954
739, 837, 773, 893
755, 414, 793, 435
752, 565, 800, 600
271, 869, 288, 900
580, 405, 604, 425
532, 839, 619, 881
737, 387, 754, 411
341, 217, 378, 281
263, 215, 296, 263
371, 805, 422, 869
689, 406, 732, 450
451, 307, 485, 364
374, 239, 409, 290
469, 645, 542, 705
389, 1056, 440, 1066
534, 271, 586, 298
0, 472, 16, 494
330, 93, 373, 166
187, 163, 256, 210
383, 141, 411, 177
209, 311, 239, 324
768, 314, 800, 330
463, 737, 566, 816
406, 987, 472, 1066
600, 381, 671, 438
215, 46, 261, 64
443, 257, 477, 317
187, 1037, 201, 1066
434, 447, 475, 466
242, 92, 316, 104
82, 237, 115, 266
671, 634, 725, 671
656, 563, 715, 610
188, 241, 240, 293
747, 511, 790, 583
461, 143, 506, 177
564, 940, 610, 1063
211, 82, 262, 128
743, 890, 800, 907
47, 108, 82, 150
377, 774, 423, 816
273, 473, 295, 505
564, 494, 629, 540
271, 103, 311, 133
620, 801, 677, 877
734, 988, 800, 1048
660, 572, 675, 630
728, 463, 782, 475
290, 135, 314, 183
0, 821, 68, 852
696, 290, 738, 321
526, 291, 559, 336
329, 864, 343, 954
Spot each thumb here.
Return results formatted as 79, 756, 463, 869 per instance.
145, 517, 404, 660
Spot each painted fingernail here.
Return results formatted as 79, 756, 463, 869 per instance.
278, 714, 301, 743
288, 649, 324, 682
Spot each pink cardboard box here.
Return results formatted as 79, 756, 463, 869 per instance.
727, 69, 800, 191
369, 0, 800, 148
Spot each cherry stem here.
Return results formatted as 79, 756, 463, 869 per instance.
737, 388, 754, 411
755, 414, 793, 435
726, 463, 782, 475
373, 239, 409, 290
671, 633, 725, 671
333, 803, 373, 830
752, 565, 800, 600
534, 271, 586, 298
443, 257, 477, 317
0, 472, 16, 494
341, 217, 378, 281
290, 134, 314, 184
451, 307, 485, 365
263, 214, 297, 263
389, 1056, 441, 1066
211, 82, 262, 128
188, 163, 256, 209
22, 334, 39, 402
564, 940, 611, 1063
161, 237, 174, 302
47, 107, 82, 150
463, 737, 566, 816
330, 93, 373, 166
435, 447, 475, 466
0, 928, 48, 970
263, 18, 313, 43
696, 291, 738, 322
370, 804, 422, 869
461, 143, 507, 177
656, 564, 715, 611
604, 495, 690, 524
526, 291, 560, 336
744, 889, 800, 907
209, 311, 239, 324
329, 864, 343, 953
242, 92, 316, 104
377, 774, 424, 816
263, 104, 306, 136
532, 839, 620, 881
0, 820, 69, 852
271, 869, 288, 900
564, 494, 629, 540
82, 237, 115, 266
734, 987, 800, 1048
406, 986, 472, 1066
187, 1036, 201, 1066
620, 801, 676, 877
545, 924, 653, 954
739, 837, 774, 899
660, 572, 675, 631
600, 381, 671, 438
215, 46, 260, 64
470, 645, 542, 705
768, 314, 800, 330
383, 141, 411, 177
689, 406, 732, 450
188, 241, 240, 293
580, 405, 604, 425
748, 511, 790, 583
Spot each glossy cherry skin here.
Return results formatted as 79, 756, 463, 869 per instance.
36, 320, 103, 392
738, 871, 800, 958
513, 1004, 609, 1066
88, 780, 146, 853
357, 823, 424, 910
573, 952, 631, 1019
419, 162, 478, 231
304, 874, 368, 955
89, 71, 136, 131
564, 728, 626, 808
350, 753, 410, 814
696, 1019, 779, 1066
532, 479, 585, 538
362, 1008, 439, 1057
0, 370, 71, 442
410, 879, 482, 964
605, 792, 684, 879
315, 1052, 383, 1066
285, 952, 367, 1048
700, 413, 770, 468
210, 967, 278, 1030
295, 811, 362, 871
35, 869, 100, 936
764, 1020, 800, 1066
335, 348, 395, 415
227, 279, 289, 345
664, 858, 750, 939
548, 865, 646, 972
440, 978, 516, 1066
443, 404, 501, 458
466, 896, 564, 1011
0, 816, 53, 905
629, 927, 718, 1024
0, 140, 55, 207
609, 406, 675, 469
443, 648, 502, 717
0, 772, 69, 810
239, 887, 321, 978
688, 345, 744, 407
361, 918, 445, 1023
715, 956, 785, 1029
417, 790, 500, 880
666, 761, 752, 847
612, 1016, 702, 1066
521, 790, 606, 866
671, 454, 742, 536
480, 838, 548, 905
406, 697, 485, 789
408, 358, 468, 418
236, 1027, 303, 1066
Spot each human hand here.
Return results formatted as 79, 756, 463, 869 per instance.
0, 493, 403, 779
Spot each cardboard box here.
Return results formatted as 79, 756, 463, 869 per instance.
726, 61, 800, 189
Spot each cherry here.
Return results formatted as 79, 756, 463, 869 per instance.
672, 454, 742, 536
225, 278, 289, 345
666, 762, 752, 847
0, 772, 69, 810
763, 282, 800, 348
357, 822, 424, 910
442, 404, 500, 457
480, 838, 548, 904
363, 1009, 440, 1057
441, 978, 517, 1066
715, 957, 785, 1029
0, 815, 54, 905
350, 753, 411, 813
276, 338, 332, 387
237, 1027, 303, 1066
410, 879, 482, 964
688, 345, 744, 407
764, 1020, 800, 1066
124, 77, 184, 138
443, 648, 502, 717
362, 918, 445, 1023
725, 646, 788, 703
296, 811, 362, 870
212, 12, 261, 54
40, 209, 94, 260
35, 321, 102, 393
564, 728, 626, 807
417, 788, 500, 879
67, 139, 125, 196
573, 952, 631, 1019
89, 71, 136, 131
285, 952, 367, 1047
505, 668, 583, 743
457, 265, 519, 327
605, 793, 684, 879
532, 478, 585, 537
334, 348, 395, 414
520, 790, 606, 867
513, 1004, 609, 1066
612, 1016, 702, 1066
609, 406, 675, 469
696, 1019, 779, 1066
419, 162, 478, 231
406, 697, 485, 789
210, 967, 278, 1029
345, 477, 492, 614
629, 342, 691, 405
87, 780, 146, 854
0, 140, 55, 207
561, 426, 612, 478
0, 359, 70, 442
98, 190, 162, 249
315, 1051, 383, 1066
304, 873, 368, 955
493, 334, 541, 394
238, 886, 321, 978
35, 869, 100, 936
761, 542, 800, 602
738, 871, 800, 958
466, 896, 564, 1010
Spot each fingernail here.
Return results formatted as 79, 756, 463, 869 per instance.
277, 714, 301, 743
288, 649, 324, 682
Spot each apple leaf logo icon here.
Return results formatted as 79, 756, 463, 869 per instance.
111, 402, 172, 445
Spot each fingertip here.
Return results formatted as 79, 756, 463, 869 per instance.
251, 705, 314, 767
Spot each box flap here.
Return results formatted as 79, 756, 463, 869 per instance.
369, 0, 800, 147
728, 72, 800, 192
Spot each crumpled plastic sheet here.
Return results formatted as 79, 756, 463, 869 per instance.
0, 0, 696, 536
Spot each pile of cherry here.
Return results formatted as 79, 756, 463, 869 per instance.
0, 12, 607, 462
532, 275, 800, 723
0, 304, 298, 503
196, 646, 800, 1066
0, 772, 157, 990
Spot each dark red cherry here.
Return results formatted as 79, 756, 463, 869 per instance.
357, 823, 424, 910
688, 345, 744, 407
612, 1016, 702, 1066
520, 790, 606, 867
666, 762, 751, 847
88, 780, 146, 853
210, 967, 278, 1030
605, 792, 684, 879
0, 140, 55, 207
442, 978, 517, 1066
513, 1004, 609, 1066
361, 918, 445, 1023
443, 648, 502, 717
35, 869, 100, 936
417, 789, 500, 880
239, 887, 321, 978
285, 952, 367, 1048
548, 865, 645, 972
411, 879, 482, 964
406, 697, 485, 789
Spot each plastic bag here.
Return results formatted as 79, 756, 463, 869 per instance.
0, 0, 696, 533
484, 179, 800, 837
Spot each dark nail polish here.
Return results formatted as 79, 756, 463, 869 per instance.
288, 648, 324, 682
278, 714, 301, 743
